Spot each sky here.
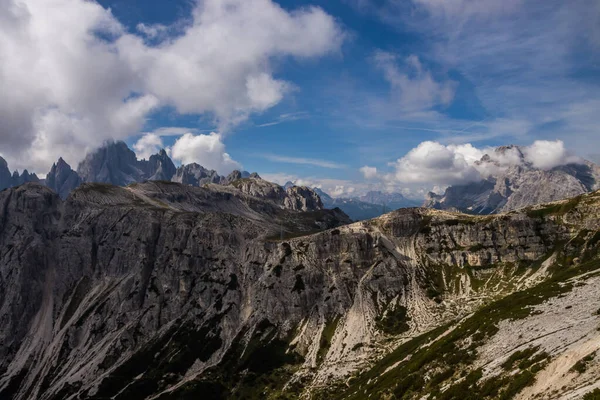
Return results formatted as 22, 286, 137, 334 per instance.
0, 0, 599, 198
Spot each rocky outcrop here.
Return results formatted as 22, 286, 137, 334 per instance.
1, 181, 600, 399
425, 145, 600, 214
0, 157, 40, 191
0, 157, 12, 190
144, 149, 176, 181
171, 163, 222, 186
228, 175, 324, 211
284, 185, 323, 211
77, 141, 145, 185
45, 158, 82, 199
77, 142, 180, 186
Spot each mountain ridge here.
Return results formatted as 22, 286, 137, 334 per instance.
2, 182, 600, 399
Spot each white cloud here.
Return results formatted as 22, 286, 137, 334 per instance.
391, 141, 481, 185
116, 0, 344, 130
170, 132, 241, 174
524, 140, 580, 170
389, 140, 583, 187
133, 134, 164, 160
360, 165, 378, 179
0, 0, 344, 173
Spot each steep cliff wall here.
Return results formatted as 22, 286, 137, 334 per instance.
1, 183, 599, 399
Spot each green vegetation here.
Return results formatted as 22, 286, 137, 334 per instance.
584, 389, 600, 400
468, 243, 485, 252
501, 346, 549, 371
525, 196, 581, 218
571, 352, 596, 374
78, 182, 118, 194
319, 257, 600, 400
159, 320, 304, 400
376, 305, 411, 335
95, 319, 224, 399
317, 316, 341, 364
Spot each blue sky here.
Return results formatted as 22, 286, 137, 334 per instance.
1, 0, 599, 197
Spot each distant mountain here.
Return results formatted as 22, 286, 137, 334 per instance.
229, 174, 323, 211
172, 163, 222, 186
0, 141, 325, 211
324, 197, 390, 221
0, 156, 40, 191
359, 191, 418, 210
77, 141, 173, 186
312, 188, 420, 221
425, 145, 600, 214
45, 158, 82, 199
145, 149, 177, 181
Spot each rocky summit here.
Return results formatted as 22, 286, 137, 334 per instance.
2, 180, 600, 399
424, 145, 600, 215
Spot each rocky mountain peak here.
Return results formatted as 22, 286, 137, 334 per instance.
172, 163, 221, 186
145, 149, 176, 181
46, 158, 82, 199
0, 157, 12, 190
77, 140, 141, 186
224, 169, 243, 183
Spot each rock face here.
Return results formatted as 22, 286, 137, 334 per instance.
172, 163, 222, 186
144, 149, 176, 181
228, 174, 323, 211
45, 158, 82, 199
425, 145, 600, 214
77, 141, 140, 185
52, 142, 316, 209
2, 181, 600, 399
0, 158, 13, 190
0, 158, 40, 191
284, 185, 323, 211
76, 142, 180, 186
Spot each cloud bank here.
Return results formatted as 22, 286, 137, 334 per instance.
390, 140, 581, 187
0, 0, 344, 173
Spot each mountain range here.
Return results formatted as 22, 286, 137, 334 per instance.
2, 180, 600, 399
1, 141, 326, 214
312, 188, 421, 221
4, 142, 599, 221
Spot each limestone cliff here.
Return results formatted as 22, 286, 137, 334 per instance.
1, 182, 600, 399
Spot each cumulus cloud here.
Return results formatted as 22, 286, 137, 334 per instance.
524, 140, 581, 170
390, 140, 582, 187
133, 134, 164, 160
391, 141, 481, 185
360, 165, 378, 179
170, 133, 241, 174
0, 0, 344, 173
116, 0, 344, 128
